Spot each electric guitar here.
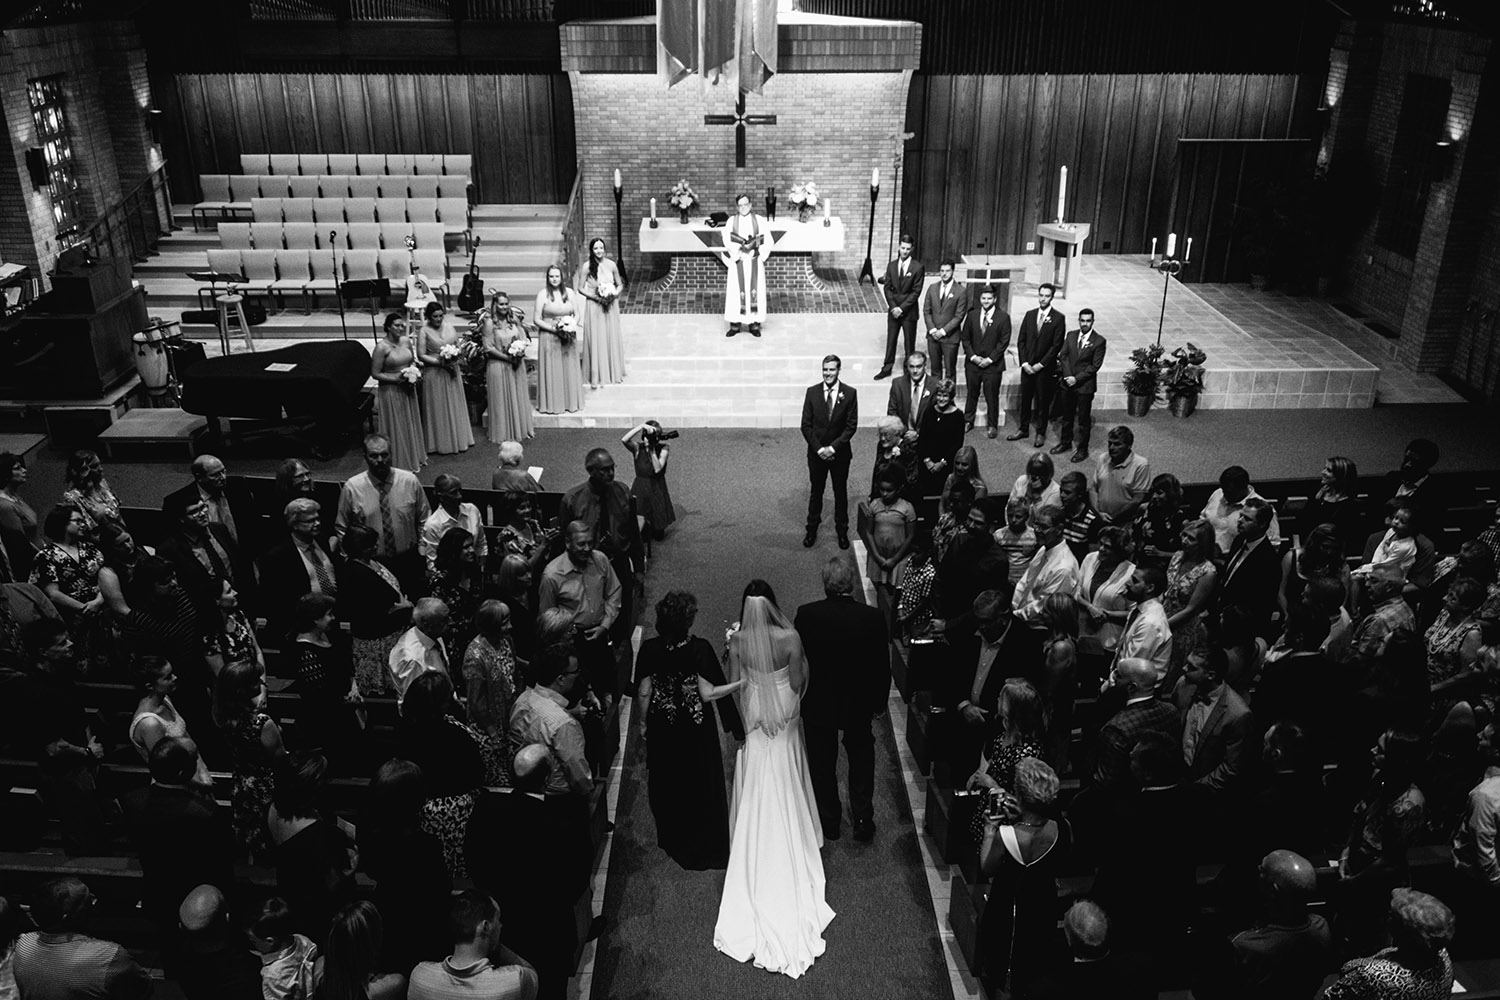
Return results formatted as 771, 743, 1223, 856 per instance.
456, 236, 484, 314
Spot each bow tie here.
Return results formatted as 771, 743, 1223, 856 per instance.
1193, 688, 1217, 706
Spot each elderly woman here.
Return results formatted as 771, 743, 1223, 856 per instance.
916, 378, 964, 498
965, 678, 1048, 845
0, 451, 41, 581
1074, 525, 1135, 661
870, 415, 914, 499
393, 671, 485, 878
1425, 577, 1486, 687
977, 757, 1071, 992
127, 655, 212, 788
1134, 472, 1186, 568
338, 525, 412, 697
60, 449, 121, 538
495, 491, 553, 577
940, 445, 988, 514
1325, 888, 1455, 1000
29, 504, 105, 672
290, 593, 362, 772
490, 440, 542, 493
1011, 451, 1061, 514
464, 599, 519, 785
635, 590, 745, 870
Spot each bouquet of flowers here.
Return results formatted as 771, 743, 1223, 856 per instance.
438, 343, 461, 370
595, 273, 619, 308
788, 181, 820, 210
554, 314, 579, 345
505, 338, 528, 365
399, 363, 421, 390
668, 179, 697, 212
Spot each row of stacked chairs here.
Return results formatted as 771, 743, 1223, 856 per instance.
218, 221, 447, 252
239, 152, 472, 176
201, 247, 450, 312
199, 172, 469, 204
248, 196, 467, 228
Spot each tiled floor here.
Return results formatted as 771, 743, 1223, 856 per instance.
621, 267, 886, 314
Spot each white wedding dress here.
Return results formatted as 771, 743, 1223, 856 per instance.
713, 600, 835, 979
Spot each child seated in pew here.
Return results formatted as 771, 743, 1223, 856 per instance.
249, 897, 320, 1000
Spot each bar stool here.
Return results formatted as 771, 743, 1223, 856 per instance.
215, 293, 255, 354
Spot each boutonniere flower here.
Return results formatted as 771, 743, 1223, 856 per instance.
890, 445, 902, 458
835, 393, 844, 406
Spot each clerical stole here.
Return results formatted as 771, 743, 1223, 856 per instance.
723, 213, 768, 323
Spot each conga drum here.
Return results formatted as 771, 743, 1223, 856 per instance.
132, 329, 170, 400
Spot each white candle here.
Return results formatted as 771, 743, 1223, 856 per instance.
1166, 232, 1177, 257
871, 168, 879, 189
1058, 165, 1067, 222
1150, 237, 1158, 258
824, 199, 831, 222
613, 168, 622, 190
650, 197, 656, 220
1185, 237, 1193, 262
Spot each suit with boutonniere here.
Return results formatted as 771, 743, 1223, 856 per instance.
801, 380, 858, 536
1055, 326, 1107, 452
1013, 306, 1066, 439
881, 255, 925, 370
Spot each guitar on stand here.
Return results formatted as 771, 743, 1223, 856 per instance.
457, 236, 484, 314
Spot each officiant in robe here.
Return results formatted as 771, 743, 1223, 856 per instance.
723, 194, 772, 337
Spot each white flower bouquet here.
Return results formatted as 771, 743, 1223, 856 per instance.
505, 338, 528, 365
789, 182, 820, 209
668, 179, 697, 212
399, 364, 421, 389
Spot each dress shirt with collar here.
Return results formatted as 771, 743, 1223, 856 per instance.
1182, 681, 1225, 765
1011, 475, 1062, 512
1203, 486, 1282, 553
1125, 693, 1155, 707
508, 684, 592, 796
197, 484, 238, 544
537, 551, 621, 631
336, 469, 430, 558
293, 535, 338, 597
960, 631, 1006, 710
1113, 597, 1173, 683
1394, 474, 1430, 499
1225, 533, 1269, 582
419, 502, 488, 572
1092, 451, 1152, 523
1349, 596, 1416, 665
559, 480, 642, 573
388, 626, 450, 705
1454, 765, 1500, 887
408, 954, 539, 1000
1013, 540, 1081, 623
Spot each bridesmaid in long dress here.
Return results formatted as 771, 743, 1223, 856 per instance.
417, 301, 475, 455
480, 291, 534, 442
574, 237, 626, 387
370, 313, 427, 474
534, 264, 583, 414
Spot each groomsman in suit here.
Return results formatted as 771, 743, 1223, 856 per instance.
1052, 308, 1106, 462
885, 351, 932, 432
960, 284, 1011, 439
1008, 282, 1066, 448
875, 234, 925, 380
1218, 497, 1283, 639
801, 354, 859, 549
920, 260, 968, 381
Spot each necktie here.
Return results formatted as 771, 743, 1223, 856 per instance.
940, 283, 948, 301
826, 387, 835, 412
213, 496, 238, 544
376, 477, 396, 556
305, 541, 336, 595
911, 381, 921, 418
594, 487, 611, 549
983, 310, 992, 329
1079, 332, 1088, 351
900, 260, 907, 277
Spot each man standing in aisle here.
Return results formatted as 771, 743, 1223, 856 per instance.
1052, 308, 1106, 462
875, 234, 925, 380
1008, 283, 1066, 449
960, 284, 1011, 439
801, 355, 858, 550
920, 260, 968, 381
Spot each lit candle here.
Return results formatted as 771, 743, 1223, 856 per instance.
824, 198, 831, 222
1057, 165, 1067, 222
650, 197, 657, 221
613, 168, 622, 190
1166, 232, 1177, 257
1150, 237, 1158, 258
1185, 237, 1193, 262
871, 168, 879, 189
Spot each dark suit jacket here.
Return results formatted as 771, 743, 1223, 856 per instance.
1017, 307, 1067, 374
801, 382, 858, 457
163, 481, 252, 548
121, 783, 236, 922
1092, 697, 1181, 790
795, 595, 890, 726
1171, 679, 1255, 791
882, 257, 925, 313
560, 480, 644, 572
1029, 948, 1156, 1000
336, 558, 410, 640
938, 615, 1013, 713
1218, 535, 1284, 634
886, 375, 934, 430
158, 523, 243, 616
959, 306, 1012, 370
921, 281, 969, 344
1059, 329, 1107, 394
259, 537, 336, 638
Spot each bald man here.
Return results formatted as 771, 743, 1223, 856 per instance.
1225, 851, 1332, 1000
1030, 900, 1154, 1000
388, 597, 451, 706
1092, 657, 1180, 791
176, 885, 261, 1000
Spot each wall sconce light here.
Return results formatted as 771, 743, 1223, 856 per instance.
23, 148, 47, 190
145, 108, 164, 144
1433, 139, 1457, 181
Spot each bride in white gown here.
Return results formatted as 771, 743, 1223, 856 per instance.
713, 582, 836, 979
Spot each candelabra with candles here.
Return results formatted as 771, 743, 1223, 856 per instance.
1148, 232, 1192, 346
612, 169, 629, 285
858, 168, 879, 285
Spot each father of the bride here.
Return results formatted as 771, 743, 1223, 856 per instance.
801, 354, 858, 549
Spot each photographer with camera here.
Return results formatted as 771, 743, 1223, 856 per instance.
622, 420, 678, 542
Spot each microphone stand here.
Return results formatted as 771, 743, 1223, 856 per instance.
330, 230, 348, 341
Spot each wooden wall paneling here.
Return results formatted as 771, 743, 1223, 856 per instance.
341, 74, 372, 152
474, 75, 505, 204
1047, 76, 1086, 251
201, 77, 243, 175
898, 74, 926, 239
990, 75, 1022, 254
498, 75, 533, 203
523, 76, 555, 204
1121, 75, 1163, 253
914, 75, 952, 260
311, 75, 346, 153
389, 76, 423, 152
444, 76, 473, 155
1183, 74, 1220, 140
283, 74, 319, 152
224, 76, 262, 156
1152, 76, 1191, 234
944, 77, 979, 261
1211, 73, 1247, 139
1023, 74, 1056, 254
966, 76, 1002, 261
550, 73, 577, 204
416, 76, 449, 153
1264, 75, 1297, 138
1239, 75, 1271, 137
1075, 75, 1114, 248
1092, 75, 1138, 253
174, 76, 214, 186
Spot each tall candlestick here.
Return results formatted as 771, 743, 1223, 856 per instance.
1057, 166, 1067, 223
871, 168, 879, 189
1185, 237, 1193, 262
1150, 237, 1158, 258
650, 197, 657, 220
824, 198, 831, 222
1166, 232, 1177, 257
613, 168, 621, 190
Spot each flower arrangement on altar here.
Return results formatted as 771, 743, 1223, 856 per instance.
554, 314, 579, 345
668, 179, 697, 223
789, 181, 820, 221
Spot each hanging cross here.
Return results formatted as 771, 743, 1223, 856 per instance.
704, 94, 778, 169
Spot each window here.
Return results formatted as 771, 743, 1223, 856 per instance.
26, 76, 84, 246
1375, 74, 1452, 258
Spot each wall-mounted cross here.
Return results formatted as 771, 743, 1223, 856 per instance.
704, 94, 778, 169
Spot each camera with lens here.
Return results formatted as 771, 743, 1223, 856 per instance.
642, 422, 680, 446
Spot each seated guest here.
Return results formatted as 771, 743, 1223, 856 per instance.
976, 757, 1070, 992
259, 499, 338, 642
427, 528, 482, 663
1202, 465, 1282, 554
1011, 505, 1080, 624
1171, 647, 1254, 792
1010, 450, 1061, 515
421, 474, 487, 574
1112, 565, 1173, 685
494, 554, 537, 668
1029, 900, 1154, 1000
1324, 888, 1455, 1000
1346, 566, 1416, 668
289, 594, 362, 773
490, 439, 542, 493
537, 521, 622, 708
1255, 605, 1339, 754
338, 524, 412, 700
128, 654, 212, 787
1338, 729, 1429, 954
407, 891, 539, 1000
268, 751, 356, 942
175, 885, 261, 1000
1306, 455, 1365, 554
964, 677, 1048, 845
1425, 576, 1485, 694
95, 521, 152, 622
157, 489, 242, 620
993, 496, 1038, 589
935, 499, 1008, 623
321, 901, 407, 1000
1356, 499, 1420, 581
1382, 437, 1441, 519
940, 589, 1014, 776
120, 736, 235, 938
1134, 472, 1187, 568
1056, 470, 1101, 560
1450, 723, 1500, 955
1280, 523, 1351, 620
396, 671, 485, 878
213, 659, 285, 863
1074, 526, 1135, 666
1219, 850, 1333, 1000
508, 636, 594, 798
388, 597, 452, 707
248, 897, 320, 1000
358, 759, 452, 975
1092, 657, 1180, 791
11, 877, 151, 1000
1218, 497, 1283, 639
1421, 541, 1495, 631
1090, 425, 1150, 525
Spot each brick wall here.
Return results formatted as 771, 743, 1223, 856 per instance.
0, 23, 159, 291
658, 250, 819, 288
569, 71, 909, 284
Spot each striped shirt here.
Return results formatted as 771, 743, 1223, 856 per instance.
11, 931, 152, 1000
408, 956, 538, 1000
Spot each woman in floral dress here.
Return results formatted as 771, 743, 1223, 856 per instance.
212, 660, 285, 862
534, 264, 583, 414
394, 671, 484, 878
463, 600, 517, 787
1163, 518, 1219, 684
370, 313, 427, 473
30, 505, 106, 672
204, 578, 264, 677
428, 528, 481, 663
480, 291, 534, 442
574, 237, 626, 387
417, 302, 474, 456
60, 450, 121, 538
965, 678, 1049, 845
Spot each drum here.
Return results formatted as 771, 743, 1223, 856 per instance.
132, 329, 170, 397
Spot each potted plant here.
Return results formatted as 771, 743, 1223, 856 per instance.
668, 179, 697, 224
1122, 344, 1166, 416
788, 181, 820, 223
1164, 342, 1208, 417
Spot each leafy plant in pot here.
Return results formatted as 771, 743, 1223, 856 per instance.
1123, 344, 1166, 417
1164, 342, 1208, 417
